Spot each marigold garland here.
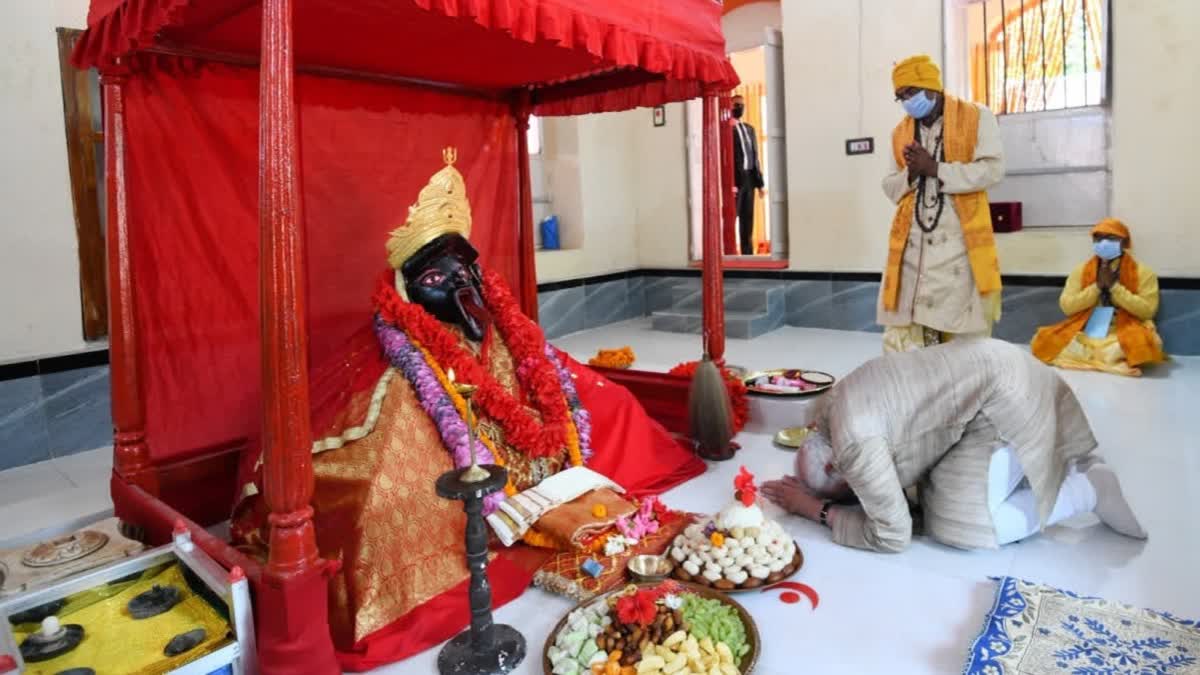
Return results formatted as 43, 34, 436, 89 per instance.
374, 268, 580, 460
588, 346, 636, 369
668, 360, 750, 433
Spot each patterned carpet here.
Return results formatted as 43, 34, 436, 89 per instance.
964, 576, 1200, 674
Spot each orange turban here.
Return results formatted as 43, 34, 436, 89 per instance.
1092, 218, 1132, 248
892, 55, 943, 92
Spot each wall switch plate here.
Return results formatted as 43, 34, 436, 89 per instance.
845, 137, 874, 155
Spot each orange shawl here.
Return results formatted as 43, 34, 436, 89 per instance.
1031, 254, 1164, 366
882, 95, 1001, 311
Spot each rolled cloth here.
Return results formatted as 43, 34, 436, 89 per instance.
892, 54, 943, 92
534, 488, 637, 548
1093, 218, 1132, 247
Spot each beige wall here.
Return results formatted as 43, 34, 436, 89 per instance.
0, 0, 94, 363
535, 105, 691, 282
596, 0, 1200, 279
782, 0, 1200, 277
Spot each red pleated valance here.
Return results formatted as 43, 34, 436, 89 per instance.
72, 0, 738, 115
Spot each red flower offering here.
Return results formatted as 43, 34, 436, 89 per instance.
616, 589, 659, 627
734, 466, 757, 506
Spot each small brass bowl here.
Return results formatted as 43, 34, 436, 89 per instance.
626, 555, 672, 582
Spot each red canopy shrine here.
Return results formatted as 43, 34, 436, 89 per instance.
71, 0, 737, 672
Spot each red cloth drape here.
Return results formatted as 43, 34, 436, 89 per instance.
122, 61, 519, 462
73, 0, 738, 115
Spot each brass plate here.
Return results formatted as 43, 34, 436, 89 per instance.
773, 426, 811, 449
742, 369, 835, 397
543, 581, 761, 675
22, 531, 109, 568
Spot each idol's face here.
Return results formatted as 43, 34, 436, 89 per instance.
401, 234, 490, 342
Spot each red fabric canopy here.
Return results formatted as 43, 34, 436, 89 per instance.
122, 62, 519, 463
73, 0, 738, 115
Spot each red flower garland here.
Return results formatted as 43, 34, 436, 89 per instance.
373, 269, 572, 459
668, 361, 749, 433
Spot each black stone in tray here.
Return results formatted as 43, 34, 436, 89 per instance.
19, 623, 85, 663
55, 668, 97, 675
164, 628, 207, 656
127, 584, 183, 619
9, 598, 67, 625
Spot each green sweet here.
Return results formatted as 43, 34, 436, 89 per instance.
679, 595, 750, 661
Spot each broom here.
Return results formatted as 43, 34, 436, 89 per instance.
687, 352, 736, 461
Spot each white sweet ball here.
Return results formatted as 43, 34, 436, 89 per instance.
702, 568, 723, 582
768, 560, 787, 573
738, 537, 755, 549
682, 560, 701, 576
670, 547, 687, 563
749, 565, 770, 580
735, 554, 753, 567
728, 569, 749, 585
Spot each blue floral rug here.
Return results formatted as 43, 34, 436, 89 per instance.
963, 576, 1200, 674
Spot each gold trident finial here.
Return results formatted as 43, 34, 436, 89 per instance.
443, 147, 458, 165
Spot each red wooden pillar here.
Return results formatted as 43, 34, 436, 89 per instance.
701, 95, 726, 362
256, 0, 338, 672
102, 66, 156, 499
719, 97, 738, 256
513, 91, 539, 321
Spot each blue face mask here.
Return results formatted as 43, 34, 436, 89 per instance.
901, 91, 937, 119
1093, 239, 1123, 261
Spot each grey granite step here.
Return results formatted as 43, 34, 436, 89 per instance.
650, 308, 786, 340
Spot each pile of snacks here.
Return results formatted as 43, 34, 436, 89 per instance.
547, 582, 753, 675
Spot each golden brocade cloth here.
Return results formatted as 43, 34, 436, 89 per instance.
232, 326, 570, 648
12, 564, 230, 675
883, 95, 1002, 313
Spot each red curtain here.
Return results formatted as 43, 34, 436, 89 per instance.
123, 60, 519, 462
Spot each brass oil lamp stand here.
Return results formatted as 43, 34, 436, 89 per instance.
435, 371, 525, 674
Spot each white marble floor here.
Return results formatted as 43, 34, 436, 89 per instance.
2, 322, 1197, 674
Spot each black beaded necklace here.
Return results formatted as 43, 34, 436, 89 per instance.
914, 120, 946, 234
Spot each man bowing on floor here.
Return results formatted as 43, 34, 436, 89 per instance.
877, 55, 1006, 353
762, 339, 1145, 553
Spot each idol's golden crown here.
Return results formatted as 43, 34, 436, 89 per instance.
386, 147, 473, 270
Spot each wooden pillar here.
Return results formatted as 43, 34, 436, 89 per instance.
102, 66, 156, 496
701, 96, 726, 362
513, 91, 539, 321
719, 97, 738, 256
257, 0, 338, 672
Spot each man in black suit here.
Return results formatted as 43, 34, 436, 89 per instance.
731, 94, 764, 256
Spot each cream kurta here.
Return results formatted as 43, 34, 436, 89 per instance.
823, 338, 1096, 553
876, 106, 1005, 334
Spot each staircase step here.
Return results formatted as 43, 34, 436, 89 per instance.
650, 308, 785, 340
671, 280, 787, 313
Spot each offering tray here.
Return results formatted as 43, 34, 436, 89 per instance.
669, 542, 803, 594
742, 369, 834, 397
542, 581, 760, 675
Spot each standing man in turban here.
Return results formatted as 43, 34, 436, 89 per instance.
1031, 218, 1166, 376
877, 55, 1006, 353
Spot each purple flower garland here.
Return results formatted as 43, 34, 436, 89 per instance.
545, 344, 594, 462
375, 316, 505, 515
373, 315, 596, 518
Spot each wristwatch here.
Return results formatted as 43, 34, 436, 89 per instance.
818, 501, 833, 528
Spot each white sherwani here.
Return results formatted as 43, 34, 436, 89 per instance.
876, 105, 1005, 337
824, 339, 1096, 552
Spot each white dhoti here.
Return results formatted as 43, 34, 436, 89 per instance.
988, 446, 1097, 545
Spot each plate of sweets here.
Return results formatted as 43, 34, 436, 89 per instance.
742, 369, 834, 397
668, 468, 803, 592
543, 580, 759, 675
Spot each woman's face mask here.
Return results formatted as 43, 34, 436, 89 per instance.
1093, 238, 1123, 261
901, 90, 937, 120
